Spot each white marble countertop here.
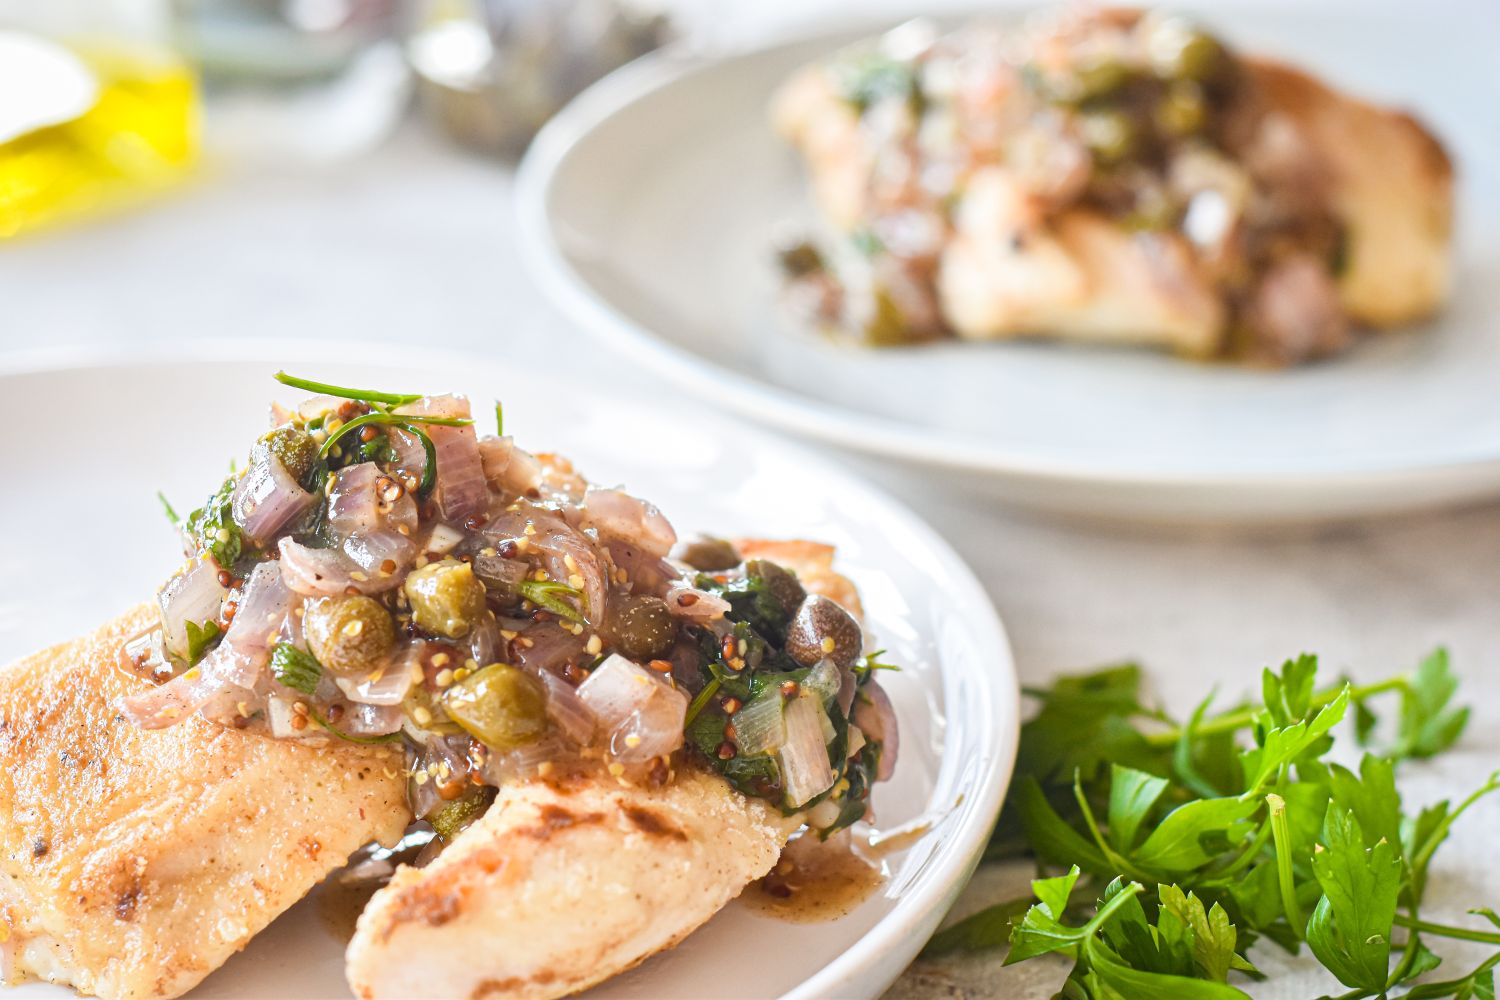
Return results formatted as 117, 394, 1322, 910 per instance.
4, 33, 1499, 998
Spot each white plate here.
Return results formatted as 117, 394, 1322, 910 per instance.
516, 3, 1500, 523
0, 343, 1017, 1000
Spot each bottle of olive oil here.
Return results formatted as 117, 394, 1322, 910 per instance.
0, 27, 196, 238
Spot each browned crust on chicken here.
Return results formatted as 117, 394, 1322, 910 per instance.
345, 764, 799, 1000
1245, 57, 1453, 327
0, 603, 411, 999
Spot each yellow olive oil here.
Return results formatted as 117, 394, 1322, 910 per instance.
0, 40, 197, 238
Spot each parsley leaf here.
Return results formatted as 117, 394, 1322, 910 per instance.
270, 642, 321, 695
183, 619, 222, 665
1305, 805, 1402, 991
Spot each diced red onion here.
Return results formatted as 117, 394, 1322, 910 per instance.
779, 695, 836, 808
481, 734, 565, 784
604, 541, 680, 596
279, 538, 402, 596
343, 529, 417, 579
482, 506, 605, 620
854, 680, 900, 781
343, 701, 405, 737
472, 552, 526, 596
226, 560, 296, 656
232, 458, 314, 545
328, 462, 383, 536
511, 623, 587, 675
267, 695, 317, 739
664, 584, 731, 623
479, 435, 543, 495
537, 670, 596, 745
116, 668, 226, 730
468, 612, 501, 667
423, 523, 466, 556
336, 659, 414, 706
577, 654, 687, 762
388, 427, 428, 485
583, 487, 677, 558
398, 395, 488, 523
157, 558, 228, 660
297, 395, 342, 421
197, 640, 261, 689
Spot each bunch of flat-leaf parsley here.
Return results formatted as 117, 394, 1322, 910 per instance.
927, 650, 1500, 999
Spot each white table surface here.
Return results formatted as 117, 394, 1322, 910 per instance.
4, 6, 1500, 996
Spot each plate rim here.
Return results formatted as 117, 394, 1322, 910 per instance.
0, 340, 1020, 1000
513, 26, 1500, 505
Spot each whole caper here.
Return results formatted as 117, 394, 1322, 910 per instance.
784, 594, 863, 670
1149, 21, 1225, 82
1072, 58, 1129, 102
256, 425, 319, 485
746, 559, 806, 617
1080, 109, 1135, 164
303, 595, 396, 676
675, 535, 742, 572
442, 663, 548, 752
405, 559, 488, 638
603, 594, 676, 661
1156, 81, 1206, 136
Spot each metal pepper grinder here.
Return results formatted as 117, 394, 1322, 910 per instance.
405, 0, 670, 157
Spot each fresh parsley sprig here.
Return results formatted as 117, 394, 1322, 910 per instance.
932, 650, 1500, 999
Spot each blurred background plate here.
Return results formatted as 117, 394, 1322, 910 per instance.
517, 3, 1500, 523
0, 342, 1017, 1000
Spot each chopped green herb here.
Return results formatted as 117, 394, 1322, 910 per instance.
183, 475, 245, 570
516, 579, 586, 625
270, 642, 322, 695
495, 400, 504, 436
309, 710, 403, 745
157, 490, 180, 527
273, 371, 423, 408
183, 619, 221, 664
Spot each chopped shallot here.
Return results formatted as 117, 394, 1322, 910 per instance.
664, 584, 731, 623
853, 680, 900, 781
583, 486, 677, 558
116, 667, 226, 730
779, 694, 836, 807
398, 395, 488, 523
232, 458, 314, 545
278, 538, 402, 596
537, 670, 596, 745
157, 558, 228, 660
577, 654, 687, 762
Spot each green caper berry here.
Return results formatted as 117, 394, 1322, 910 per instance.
1080, 109, 1135, 164
257, 425, 319, 484
442, 663, 548, 752
1157, 82, 1207, 136
676, 536, 742, 572
405, 559, 488, 639
303, 595, 395, 677
603, 594, 676, 661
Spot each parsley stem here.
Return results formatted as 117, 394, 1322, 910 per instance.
1143, 677, 1407, 748
1267, 793, 1305, 939
275, 371, 423, 408
1392, 915, 1500, 946
683, 677, 721, 728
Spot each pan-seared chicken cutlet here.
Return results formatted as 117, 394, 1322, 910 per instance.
0, 604, 410, 999
772, 7, 1452, 365
28, 372, 899, 999
347, 764, 800, 1000
346, 538, 876, 1000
